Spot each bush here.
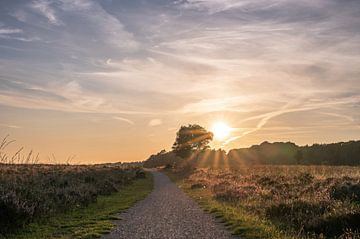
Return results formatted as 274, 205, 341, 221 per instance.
0, 191, 34, 233
305, 212, 360, 237
266, 200, 329, 229
331, 182, 360, 202
135, 170, 146, 178
190, 182, 206, 189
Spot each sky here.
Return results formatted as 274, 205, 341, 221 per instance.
0, 0, 360, 163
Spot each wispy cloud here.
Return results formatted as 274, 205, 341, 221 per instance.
223, 95, 360, 146
176, 0, 256, 14
0, 28, 23, 34
0, 123, 20, 129
320, 112, 355, 123
2, 0, 359, 118
0, 34, 40, 42
58, 0, 138, 50
31, 0, 63, 25
148, 119, 162, 127
113, 116, 135, 125
0, 0, 359, 161
0, 26, 37, 41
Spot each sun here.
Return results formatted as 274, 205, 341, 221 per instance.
211, 122, 231, 141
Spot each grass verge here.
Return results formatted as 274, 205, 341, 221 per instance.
3, 172, 153, 239
165, 170, 291, 239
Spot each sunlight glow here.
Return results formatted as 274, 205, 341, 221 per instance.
211, 122, 231, 141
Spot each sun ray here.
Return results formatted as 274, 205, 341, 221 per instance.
198, 149, 211, 168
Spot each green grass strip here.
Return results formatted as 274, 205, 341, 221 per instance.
4, 173, 153, 239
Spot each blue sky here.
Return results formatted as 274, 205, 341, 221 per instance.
0, 0, 360, 163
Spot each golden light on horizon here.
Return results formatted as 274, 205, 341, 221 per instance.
211, 122, 231, 141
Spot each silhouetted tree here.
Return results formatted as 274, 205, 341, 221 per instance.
295, 150, 303, 164
172, 124, 213, 158
145, 139, 360, 168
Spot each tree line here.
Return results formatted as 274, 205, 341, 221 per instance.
228, 140, 360, 166
144, 124, 360, 168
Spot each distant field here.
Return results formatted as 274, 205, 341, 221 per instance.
0, 163, 153, 238
167, 165, 360, 239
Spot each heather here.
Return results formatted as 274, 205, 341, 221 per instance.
0, 163, 145, 235
178, 166, 360, 238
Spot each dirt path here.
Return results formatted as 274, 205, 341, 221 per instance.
102, 171, 236, 239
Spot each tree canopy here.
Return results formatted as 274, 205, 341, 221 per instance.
172, 124, 213, 158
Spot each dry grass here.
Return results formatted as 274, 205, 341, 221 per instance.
0, 163, 146, 236
171, 165, 360, 238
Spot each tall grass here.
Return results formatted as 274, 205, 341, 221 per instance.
0, 135, 41, 164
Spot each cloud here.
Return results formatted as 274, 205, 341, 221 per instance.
223, 95, 360, 146
176, 0, 283, 14
113, 116, 135, 125
11, 10, 28, 22
10, 0, 137, 50
320, 112, 355, 123
180, 96, 254, 114
0, 35, 40, 42
0, 123, 20, 129
0, 27, 34, 41
58, 0, 138, 50
0, 0, 359, 153
0, 28, 23, 34
0, 77, 157, 115
148, 119, 162, 127
0, 78, 68, 102
0, 1, 145, 114
31, 0, 64, 25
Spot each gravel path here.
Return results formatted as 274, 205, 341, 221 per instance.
102, 171, 236, 239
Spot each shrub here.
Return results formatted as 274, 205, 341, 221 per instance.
135, 169, 146, 178
190, 182, 206, 189
265, 200, 329, 229
331, 182, 360, 202
305, 212, 360, 237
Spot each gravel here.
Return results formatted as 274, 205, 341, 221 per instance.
102, 171, 237, 239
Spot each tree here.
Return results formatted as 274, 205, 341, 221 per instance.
295, 150, 303, 164
172, 124, 213, 158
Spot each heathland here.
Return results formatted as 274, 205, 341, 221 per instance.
0, 135, 153, 238
1, 131, 359, 239
0, 163, 153, 239
165, 165, 360, 239
144, 127, 360, 239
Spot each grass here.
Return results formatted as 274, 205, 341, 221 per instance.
0, 164, 146, 233
165, 165, 360, 239
166, 170, 289, 239
3, 172, 153, 239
